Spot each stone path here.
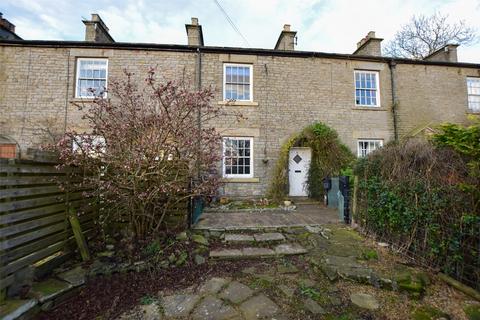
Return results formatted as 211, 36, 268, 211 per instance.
210, 243, 307, 260
207, 229, 308, 260
224, 232, 285, 243
158, 277, 285, 320
194, 204, 339, 231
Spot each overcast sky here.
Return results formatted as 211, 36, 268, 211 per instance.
3, 0, 480, 62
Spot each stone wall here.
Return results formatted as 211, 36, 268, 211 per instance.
0, 43, 478, 197
394, 63, 480, 137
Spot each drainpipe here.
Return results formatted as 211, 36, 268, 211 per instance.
196, 47, 202, 180
389, 59, 399, 142
64, 49, 71, 133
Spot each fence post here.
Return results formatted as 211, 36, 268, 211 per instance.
68, 208, 91, 261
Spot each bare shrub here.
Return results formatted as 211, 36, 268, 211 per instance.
53, 69, 241, 239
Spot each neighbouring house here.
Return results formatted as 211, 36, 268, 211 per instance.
0, 12, 22, 41
0, 14, 479, 198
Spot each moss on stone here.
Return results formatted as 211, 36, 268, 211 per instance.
32, 279, 70, 297
394, 270, 427, 297
31, 279, 72, 303
464, 304, 480, 320
329, 228, 364, 243
411, 306, 450, 320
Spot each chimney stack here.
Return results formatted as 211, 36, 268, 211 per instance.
353, 31, 383, 56
185, 17, 204, 46
0, 12, 22, 40
423, 44, 459, 63
82, 14, 115, 43
274, 24, 297, 50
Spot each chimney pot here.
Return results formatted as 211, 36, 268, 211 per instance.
191, 17, 198, 25
283, 24, 291, 31
367, 31, 376, 38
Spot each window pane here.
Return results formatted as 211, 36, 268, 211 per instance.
244, 67, 250, 83
244, 86, 250, 100
371, 73, 377, 89
226, 67, 232, 82
468, 95, 480, 112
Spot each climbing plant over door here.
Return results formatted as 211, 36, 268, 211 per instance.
268, 122, 354, 202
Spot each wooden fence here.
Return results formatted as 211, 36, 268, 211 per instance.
0, 158, 96, 296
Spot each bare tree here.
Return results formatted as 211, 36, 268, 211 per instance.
384, 12, 477, 59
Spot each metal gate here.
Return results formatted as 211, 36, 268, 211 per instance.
339, 176, 350, 224
189, 196, 204, 226
325, 176, 350, 224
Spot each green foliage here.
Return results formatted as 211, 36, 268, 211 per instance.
143, 239, 162, 256
433, 116, 480, 159
464, 304, 480, 320
268, 135, 298, 202
433, 116, 480, 186
268, 122, 354, 202
299, 285, 322, 300
360, 249, 379, 260
139, 295, 157, 305
355, 136, 479, 290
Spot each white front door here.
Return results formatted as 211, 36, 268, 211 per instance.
289, 147, 312, 197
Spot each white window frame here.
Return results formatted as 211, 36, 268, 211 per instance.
467, 77, 480, 112
357, 139, 383, 158
222, 137, 254, 178
354, 70, 381, 107
223, 63, 253, 102
75, 58, 109, 98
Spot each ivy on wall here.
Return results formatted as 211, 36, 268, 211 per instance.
267, 122, 354, 202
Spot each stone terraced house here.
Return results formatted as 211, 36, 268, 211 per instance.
1, 14, 479, 198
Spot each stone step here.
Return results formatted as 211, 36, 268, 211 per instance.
224, 232, 285, 243
209, 243, 307, 260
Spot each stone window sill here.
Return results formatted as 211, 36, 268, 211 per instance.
466, 110, 480, 114
218, 101, 259, 107
222, 177, 260, 183
70, 98, 96, 103
352, 106, 388, 111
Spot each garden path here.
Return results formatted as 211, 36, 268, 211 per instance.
194, 203, 339, 231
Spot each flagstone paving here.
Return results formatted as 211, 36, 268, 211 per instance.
194, 204, 339, 230
117, 224, 476, 320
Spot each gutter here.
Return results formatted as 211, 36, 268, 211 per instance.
389, 59, 399, 142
